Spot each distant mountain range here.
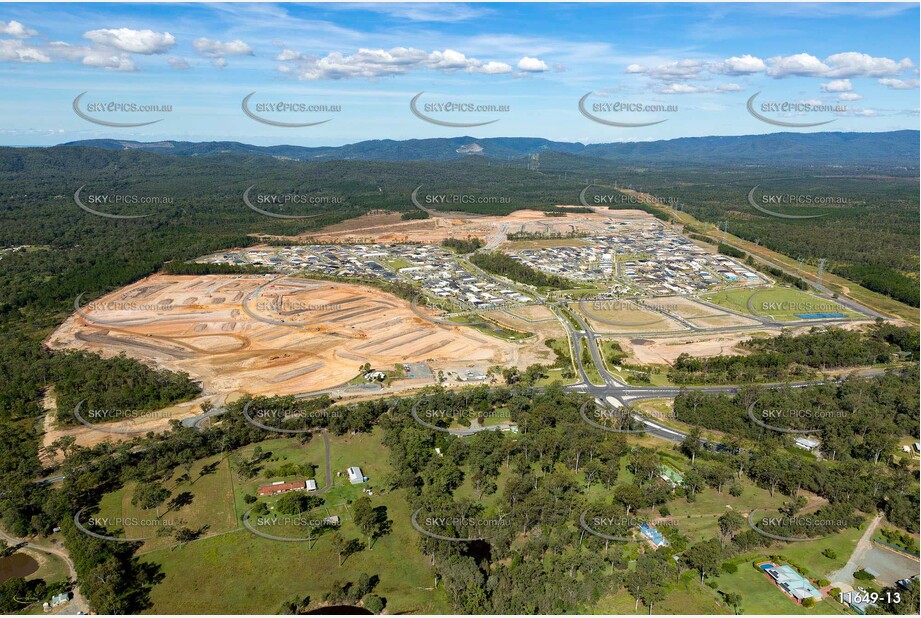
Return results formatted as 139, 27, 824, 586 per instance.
61, 131, 919, 166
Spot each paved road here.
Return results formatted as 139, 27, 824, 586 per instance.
181, 406, 226, 429
0, 528, 88, 614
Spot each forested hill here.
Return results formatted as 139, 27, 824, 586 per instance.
60, 130, 919, 166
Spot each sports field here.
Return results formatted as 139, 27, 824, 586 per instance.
704, 287, 861, 322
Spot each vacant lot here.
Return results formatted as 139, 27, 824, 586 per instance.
571, 300, 684, 335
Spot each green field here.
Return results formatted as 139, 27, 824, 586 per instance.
534, 366, 580, 387
594, 571, 728, 615
711, 559, 853, 615
579, 339, 605, 386
635, 479, 791, 543
134, 428, 450, 614
704, 287, 861, 322
94, 453, 238, 553
382, 257, 413, 271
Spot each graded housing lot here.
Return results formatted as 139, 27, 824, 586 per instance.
47, 274, 532, 406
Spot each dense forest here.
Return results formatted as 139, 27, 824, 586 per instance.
470, 251, 575, 289
675, 366, 919, 462
441, 237, 484, 254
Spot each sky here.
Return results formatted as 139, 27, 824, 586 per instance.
1, 2, 919, 146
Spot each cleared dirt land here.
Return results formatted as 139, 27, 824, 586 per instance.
47, 274, 521, 400
613, 319, 861, 366
290, 207, 654, 245
616, 332, 757, 366
480, 306, 567, 366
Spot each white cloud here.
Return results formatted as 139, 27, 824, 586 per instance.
276, 49, 301, 62
842, 108, 877, 117
767, 52, 913, 78
837, 92, 863, 101
278, 46, 516, 80
517, 56, 548, 72
632, 51, 916, 85
657, 82, 742, 94
713, 54, 766, 75
627, 59, 706, 79
657, 83, 710, 94
167, 56, 189, 69
330, 3, 490, 23
193, 38, 253, 58
821, 79, 853, 92
477, 60, 512, 74
0, 38, 50, 62
428, 48, 476, 70
823, 52, 913, 77
83, 28, 175, 54
81, 50, 136, 72
0, 20, 38, 37
878, 77, 920, 89
211, 57, 228, 69
766, 53, 829, 77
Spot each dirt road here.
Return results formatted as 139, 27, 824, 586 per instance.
0, 527, 89, 614
829, 512, 883, 590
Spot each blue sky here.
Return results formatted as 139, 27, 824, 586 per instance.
1, 2, 918, 146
